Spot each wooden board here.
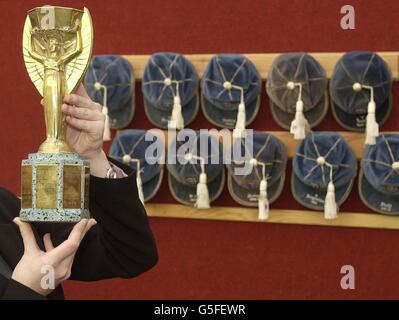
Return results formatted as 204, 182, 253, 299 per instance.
145, 203, 399, 230
124, 52, 399, 80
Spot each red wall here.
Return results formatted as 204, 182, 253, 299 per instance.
1, 0, 399, 299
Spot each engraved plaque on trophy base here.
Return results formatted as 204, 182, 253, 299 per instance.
20, 152, 90, 222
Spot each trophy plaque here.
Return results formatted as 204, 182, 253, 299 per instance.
20, 6, 93, 222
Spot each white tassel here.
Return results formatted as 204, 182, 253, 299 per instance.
365, 100, 379, 145
129, 158, 144, 204
102, 106, 111, 141
290, 100, 310, 140
195, 172, 210, 209
233, 101, 246, 138
94, 82, 111, 141
136, 175, 145, 205
233, 128, 245, 140
258, 179, 269, 220
168, 95, 184, 130
324, 182, 338, 220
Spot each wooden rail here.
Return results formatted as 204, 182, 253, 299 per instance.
145, 203, 399, 230
123, 52, 399, 80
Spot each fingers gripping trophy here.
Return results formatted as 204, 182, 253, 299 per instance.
20, 6, 93, 222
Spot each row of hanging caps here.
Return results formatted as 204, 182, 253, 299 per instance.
93, 81, 111, 141
249, 158, 269, 220
352, 82, 379, 145
184, 152, 210, 209
116, 133, 145, 204
287, 81, 310, 140
315, 155, 338, 220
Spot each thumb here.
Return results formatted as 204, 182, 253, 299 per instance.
13, 218, 40, 253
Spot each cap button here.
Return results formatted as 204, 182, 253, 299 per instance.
392, 162, 399, 171
317, 156, 326, 166
94, 82, 102, 91
286, 81, 295, 90
122, 154, 132, 164
184, 153, 193, 161
164, 78, 172, 86
250, 158, 258, 166
223, 81, 232, 90
352, 82, 362, 92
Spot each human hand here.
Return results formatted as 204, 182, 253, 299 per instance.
12, 218, 96, 296
43, 83, 111, 177
62, 83, 105, 160
40, 83, 105, 160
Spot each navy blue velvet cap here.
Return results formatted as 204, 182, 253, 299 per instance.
142, 52, 199, 129
266, 52, 329, 130
85, 55, 135, 129
330, 51, 392, 131
292, 132, 358, 211
227, 131, 287, 207
201, 54, 261, 129
167, 130, 225, 205
109, 129, 164, 202
359, 134, 399, 214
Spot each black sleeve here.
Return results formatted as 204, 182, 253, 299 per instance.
46, 158, 159, 281
1, 278, 46, 300
0, 187, 20, 224
0, 157, 157, 285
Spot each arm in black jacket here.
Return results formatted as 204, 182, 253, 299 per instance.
0, 158, 158, 299
40, 158, 159, 281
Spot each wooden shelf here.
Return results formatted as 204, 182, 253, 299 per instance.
123, 52, 399, 80
145, 203, 399, 230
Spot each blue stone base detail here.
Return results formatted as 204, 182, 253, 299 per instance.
20, 208, 90, 223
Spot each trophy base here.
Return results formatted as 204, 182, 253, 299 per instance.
20, 152, 90, 223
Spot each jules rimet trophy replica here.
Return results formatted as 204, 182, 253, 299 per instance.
20, 6, 93, 222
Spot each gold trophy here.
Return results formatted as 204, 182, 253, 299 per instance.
20, 6, 93, 222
